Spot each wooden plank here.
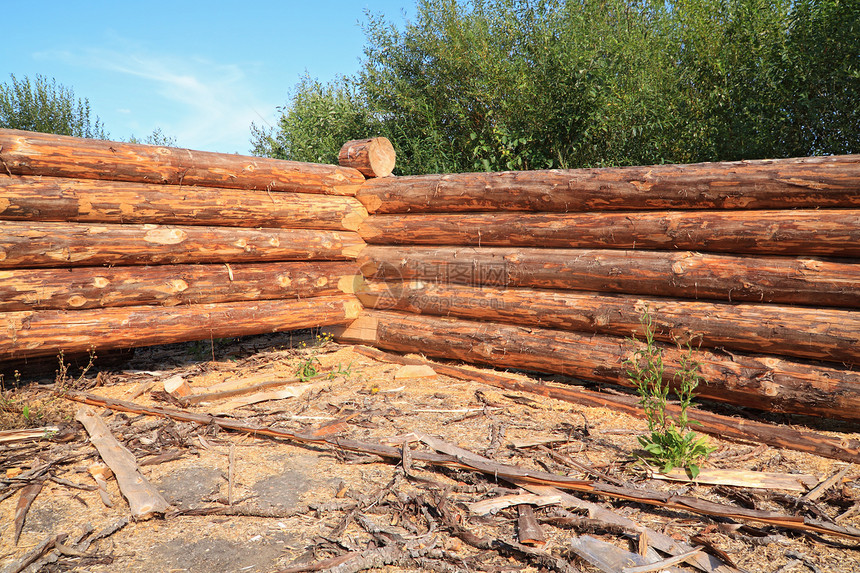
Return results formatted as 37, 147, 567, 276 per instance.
359, 246, 860, 308
355, 154, 860, 213
0, 175, 368, 230
0, 128, 365, 195
333, 311, 860, 421
358, 281, 860, 365
0, 262, 361, 311
0, 221, 365, 268
359, 210, 860, 257
0, 295, 361, 360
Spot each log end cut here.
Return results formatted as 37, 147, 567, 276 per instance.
338, 137, 396, 178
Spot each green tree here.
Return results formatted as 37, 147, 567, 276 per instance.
251, 75, 374, 164
255, 0, 859, 174
0, 74, 108, 139
128, 127, 178, 147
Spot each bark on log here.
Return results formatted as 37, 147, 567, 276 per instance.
0, 175, 368, 230
359, 246, 860, 308
331, 311, 860, 421
355, 154, 860, 213
0, 262, 361, 312
0, 129, 365, 195
0, 221, 365, 268
351, 346, 860, 463
359, 210, 860, 257
358, 281, 860, 365
338, 137, 396, 178
0, 296, 361, 360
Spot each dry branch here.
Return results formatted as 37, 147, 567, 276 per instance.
359, 246, 860, 308
0, 221, 364, 269
348, 346, 860, 463
358, 281, 860, 365
75, 406, 170, 519
0, 261, 361, 312
334, 311, 860, 421
0, 128, 364, 195
58, 391, 860, 541
1, 295, 361, 360
360, 210, 860, 257
355, 154, 860, 213
0, 175, 367, 230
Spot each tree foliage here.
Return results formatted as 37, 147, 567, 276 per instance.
254, 0, 859, 174
0, 74, 108, 139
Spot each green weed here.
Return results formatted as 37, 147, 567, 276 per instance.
624, 310, 715, 479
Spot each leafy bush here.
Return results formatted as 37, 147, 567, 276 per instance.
255, 0, 858, 174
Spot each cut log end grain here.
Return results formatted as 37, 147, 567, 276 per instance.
339, 137, 396, 178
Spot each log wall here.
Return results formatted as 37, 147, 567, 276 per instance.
0, 129, 366, 360
342, 155, 860, 420
4, 127, 859, 422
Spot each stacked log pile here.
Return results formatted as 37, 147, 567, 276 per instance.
0, 129, 367, 360
343, 155, 860, 421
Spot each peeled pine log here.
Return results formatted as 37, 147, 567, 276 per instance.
360, 210, 860, 257
0, 175, 367, 230
360, 246, 860, 308
359, 281, 860, 365
355, 154, 860, 213
338, 137, 396, 178
332, 311, 860, 421
0, 128, 364, 195
0, 295, 361, 360
0, 221, 365, 269
0, 262, 361, 312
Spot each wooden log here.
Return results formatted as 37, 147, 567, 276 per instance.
0, 221, 365, 269
331, 311, 860, 421
359, 246, 860, 308
359, 210, 860, 257
355, 154, 860, 213
0, 262, 361, 312
338, 137, 396, 178
0, 128, 365, 195
0, 175, 368, 230
0, 295, 361, 360
351, 346, 860, 464
358, 281, 860, 365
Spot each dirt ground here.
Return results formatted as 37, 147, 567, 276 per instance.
1, 331, 858, 573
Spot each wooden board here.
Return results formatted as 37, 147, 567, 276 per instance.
0, 295, 361, 360
359, 246, 860, 308
355, 154, 860, 213
359, 210, 860, 257
0, 221, 365, 268
0, 175, 368, 230
0, 128, 364, 195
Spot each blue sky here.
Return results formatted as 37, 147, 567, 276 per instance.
3, 1, 413, 154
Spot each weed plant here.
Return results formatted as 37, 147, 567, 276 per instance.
624, 310, 715, 478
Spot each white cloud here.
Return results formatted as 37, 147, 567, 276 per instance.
34, 47, 273, 153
